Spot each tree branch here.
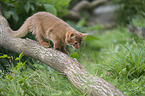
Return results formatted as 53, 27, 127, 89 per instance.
0, 11, 125, 95
63, 0, 108, 21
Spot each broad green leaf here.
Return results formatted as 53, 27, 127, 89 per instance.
5, 9, 19, 22
51, 0, 70, 5
24, 1, 31, 13
84, 35, 99, 42
70, 52, 79, 61
11, 10, 19, 22
43, 4, 57, 16
61, 0, 71, 5
6, 3, 15, 7
3, 11, 13, 19
77, 18, 86, 27
31, 5, 35, 11
38, 0, 49, 3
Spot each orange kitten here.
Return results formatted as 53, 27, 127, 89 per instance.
8, 12, 87, 54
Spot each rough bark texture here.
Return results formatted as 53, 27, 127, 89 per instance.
0, 9, 125, 96
63, 0, 108, 21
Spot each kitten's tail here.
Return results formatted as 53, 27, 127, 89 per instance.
7, 18, 31, 37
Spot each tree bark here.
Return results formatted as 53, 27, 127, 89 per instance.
0, 11, 125, 96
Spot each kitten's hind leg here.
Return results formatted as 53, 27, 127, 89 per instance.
35, 23, 52, 48
35, 19, 52, 48
36, 32, 52, 48
41, 41, 52, 48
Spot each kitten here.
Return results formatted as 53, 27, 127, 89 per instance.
8, 12, 88, 54
129, 25, 145, 38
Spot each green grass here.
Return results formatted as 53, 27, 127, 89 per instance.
0, 60, 83, 96
78, 17, 145, 95
0, 17, 145, 96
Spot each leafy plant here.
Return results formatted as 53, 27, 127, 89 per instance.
1, 0, 70, 29
0, 53, 83, 96
70, 52, 79, 61
0, 54, 11, 59
41, 0, 71, 17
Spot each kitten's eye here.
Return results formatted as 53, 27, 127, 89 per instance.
70, 34, 74, 37
74, 42, 78, 45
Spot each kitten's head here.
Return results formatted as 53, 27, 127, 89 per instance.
65, 31, 88, 49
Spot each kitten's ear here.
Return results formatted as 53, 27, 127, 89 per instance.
69, 33, 75, 39
81, 33, 88, 37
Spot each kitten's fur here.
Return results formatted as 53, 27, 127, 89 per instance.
8, 12, 88, 54
129, 25, 145, 38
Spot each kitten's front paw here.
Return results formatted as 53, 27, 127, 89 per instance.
41, 42, 52, 48
63, 51, 69, 55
